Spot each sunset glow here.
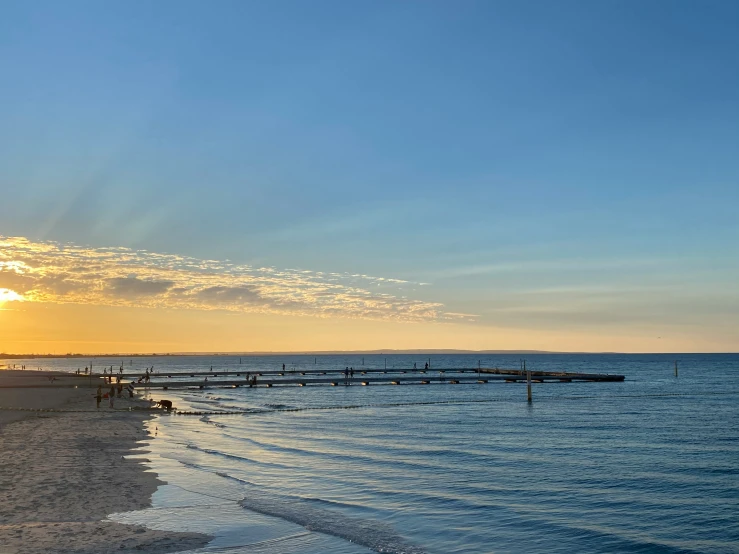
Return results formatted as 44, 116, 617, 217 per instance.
1, 2, 737, 355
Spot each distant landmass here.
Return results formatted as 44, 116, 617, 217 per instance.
3, 349, 618, 358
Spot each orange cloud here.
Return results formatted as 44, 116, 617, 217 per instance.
0, 236, 474, 322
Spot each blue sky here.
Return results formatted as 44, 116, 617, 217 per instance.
1, 0, 738, 350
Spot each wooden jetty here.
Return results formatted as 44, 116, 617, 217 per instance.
86, 367, 624, 381
134, 375, 494, 389
478, 368, 625, 382
93, 367, 624, 389
2, 367, 624, 389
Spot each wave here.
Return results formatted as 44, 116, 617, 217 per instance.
214, 431, 454, 475
159, 456, 262, 488
238, 490, 425, 554
214, 471, 261, 488
158, 454, 425, 554
169, 443, 293, 470
199, 415, 226, 428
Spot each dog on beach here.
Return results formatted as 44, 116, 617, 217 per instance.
155, 399, 174, 412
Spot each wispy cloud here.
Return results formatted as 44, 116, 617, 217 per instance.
418, 258, 668, 281
0, 236, 472, 322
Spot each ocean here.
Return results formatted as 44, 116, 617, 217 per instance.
7, 353, 739, 553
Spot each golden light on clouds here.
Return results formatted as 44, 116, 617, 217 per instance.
0, 236, 473, 322
0, 288, 24, 304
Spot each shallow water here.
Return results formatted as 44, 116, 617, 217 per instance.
10, 353, 739, 553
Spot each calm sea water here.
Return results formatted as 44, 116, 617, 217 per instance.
6, 354, 739, 553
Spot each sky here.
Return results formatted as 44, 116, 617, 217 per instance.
1, 0, 738, 353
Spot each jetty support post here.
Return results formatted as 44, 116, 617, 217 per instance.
674, 360, 678, 377
526, 360, 532, 403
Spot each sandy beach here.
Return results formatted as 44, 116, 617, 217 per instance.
0, 370, 211, 554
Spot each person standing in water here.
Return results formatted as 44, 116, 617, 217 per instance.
96, 385, 102, 409
109, 385, 116, 408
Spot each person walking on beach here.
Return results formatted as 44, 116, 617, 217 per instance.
96, 385, 102, 409
109, 385, 116, 408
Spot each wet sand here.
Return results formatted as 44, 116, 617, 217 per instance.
0, 370, 211, 554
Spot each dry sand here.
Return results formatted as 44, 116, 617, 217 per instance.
0, 370, 211, 554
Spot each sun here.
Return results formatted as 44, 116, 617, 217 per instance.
0, 288, 24, 305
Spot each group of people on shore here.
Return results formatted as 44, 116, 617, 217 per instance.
95, 380, 134, 409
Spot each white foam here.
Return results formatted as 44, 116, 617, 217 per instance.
239, 490, 425, 554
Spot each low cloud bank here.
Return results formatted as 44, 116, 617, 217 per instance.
0, 236, 471, 322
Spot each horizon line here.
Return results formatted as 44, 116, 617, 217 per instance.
1, 349, 737, 358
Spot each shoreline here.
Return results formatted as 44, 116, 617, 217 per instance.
0, 371, 212, 554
